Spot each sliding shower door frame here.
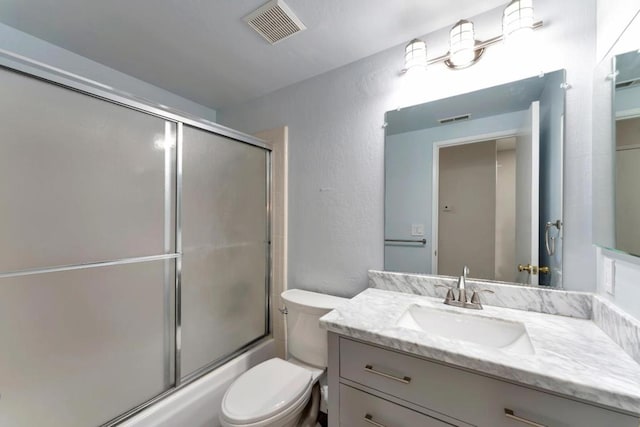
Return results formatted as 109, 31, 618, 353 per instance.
0, 52, 273, 427
0, 49, 269, 151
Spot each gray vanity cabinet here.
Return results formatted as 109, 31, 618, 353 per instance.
328, 333, 640, 427
339, 384, 454, 426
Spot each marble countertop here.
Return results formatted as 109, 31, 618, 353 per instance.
319, 288, 640, 415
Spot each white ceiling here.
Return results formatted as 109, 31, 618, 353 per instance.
0, 0, 508, 109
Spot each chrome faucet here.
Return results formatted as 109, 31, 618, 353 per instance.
455, 265, 469, 304
436, 266, 494, 310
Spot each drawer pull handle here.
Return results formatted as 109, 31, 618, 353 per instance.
504, 409, 547, 427
364, 364, 411, 384
364, 414, 387, 427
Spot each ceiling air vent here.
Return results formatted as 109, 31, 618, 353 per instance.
244, 0, 306, 45
438, 114, 471, 124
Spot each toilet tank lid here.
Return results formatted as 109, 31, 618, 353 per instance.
281, 289, 348, 312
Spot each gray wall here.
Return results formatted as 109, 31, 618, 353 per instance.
384, 129, 432, 275
219, 0, 596, 296
616, 85, 640, 113
0, 22, 217, 122
384, 111, 526, 276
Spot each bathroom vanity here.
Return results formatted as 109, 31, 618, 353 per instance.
321, 283, 640, 427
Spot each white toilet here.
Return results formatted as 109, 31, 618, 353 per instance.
219, 289, 346, 427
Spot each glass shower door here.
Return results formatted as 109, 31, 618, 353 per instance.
0, 62, 271, 426
0, 67, 177, 426
180, 125, 269, 379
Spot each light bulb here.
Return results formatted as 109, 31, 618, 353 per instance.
449, 20, 477, 68
404, 39, 428, 73
503, 0, 535, 39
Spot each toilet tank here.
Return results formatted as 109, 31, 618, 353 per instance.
281, 289, 347, 368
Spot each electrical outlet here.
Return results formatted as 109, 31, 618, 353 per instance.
603, 258, 615, 295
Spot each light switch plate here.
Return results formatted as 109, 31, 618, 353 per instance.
603, 258, 615, 295
411, 224, 425, 236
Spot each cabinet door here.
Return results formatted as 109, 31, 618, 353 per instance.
339, 384, 455, 427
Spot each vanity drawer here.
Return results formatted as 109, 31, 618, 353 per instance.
339, 384, 454, 427
339, 337, 639, 427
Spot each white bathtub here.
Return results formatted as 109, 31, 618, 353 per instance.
120, 339, 276, 427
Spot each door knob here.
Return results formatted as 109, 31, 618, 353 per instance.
518, 264, 538, 274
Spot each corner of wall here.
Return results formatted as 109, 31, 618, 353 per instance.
596, 246, 640, 320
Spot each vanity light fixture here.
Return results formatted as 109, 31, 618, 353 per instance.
401, 0, 542, 73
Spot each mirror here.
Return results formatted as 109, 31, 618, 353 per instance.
611, 50, 640, 256
384, 70, 566, 287
593, 9, 640, 261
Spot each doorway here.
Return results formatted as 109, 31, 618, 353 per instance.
435, 137, 517, 282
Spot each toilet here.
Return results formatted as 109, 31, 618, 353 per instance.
219, 289, 346, 427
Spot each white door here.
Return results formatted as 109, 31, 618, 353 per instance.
515, 101, 540, 285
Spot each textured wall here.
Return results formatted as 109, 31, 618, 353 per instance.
219, 0, 596, 296
222, 50, 394, 297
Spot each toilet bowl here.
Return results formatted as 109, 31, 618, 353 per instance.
220, 358, 313, 427
219, 289, 346, 427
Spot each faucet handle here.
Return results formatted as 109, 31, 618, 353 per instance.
470, 289, 494, 304
434, 284, 455, 302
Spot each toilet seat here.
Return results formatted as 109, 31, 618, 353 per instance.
220, 358, 313, 426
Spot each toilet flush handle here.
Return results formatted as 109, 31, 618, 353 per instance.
278, 307, 288, 315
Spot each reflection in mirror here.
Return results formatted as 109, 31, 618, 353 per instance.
384, 70, 566, 287
614, 50, 640, 257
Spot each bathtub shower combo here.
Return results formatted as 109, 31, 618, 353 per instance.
0, 56, 272, 426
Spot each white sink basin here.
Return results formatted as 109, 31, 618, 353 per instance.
396, 305, 535, 355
